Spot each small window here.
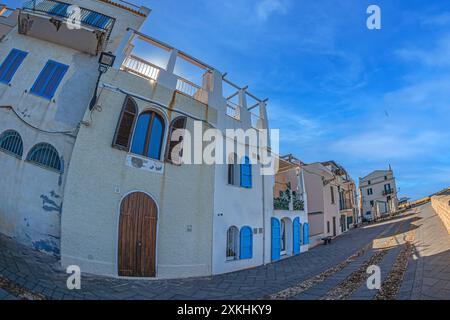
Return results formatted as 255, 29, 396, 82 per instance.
330, 186, 335, 204
240, 226, 253, 259
327, 221, 330, 234
367, 188, 373, 195
0, 130, 23, 157
131, 110, 165, 160
26, 143, 61, 172
226, 226, 239, 261
370, 200, 374, 207
0, 49, 27, 84
384, 176, 387, 180
112, 96, 137, 151
31, 60, 69, 99
166, 116, 187, 165
240, 156, 252, 188
228, 153, 239, 186
368, 180, 371, 185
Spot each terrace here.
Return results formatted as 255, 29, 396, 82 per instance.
117, 28, 269, 129
273, 156, 306, 212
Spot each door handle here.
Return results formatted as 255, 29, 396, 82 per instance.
137, 241, 142, 247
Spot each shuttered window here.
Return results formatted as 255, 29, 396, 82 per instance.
271, 218, 281, 261
240, 156, 252, 188
293, 217, 301, 255
166, 116, 187, 165
239, 226, 253, 259
0, 49, 28, 84
113, 96, 137, 151
31, 60, 69, 99
303, 223, 310, 245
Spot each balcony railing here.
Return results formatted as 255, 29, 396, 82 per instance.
274, 189, 304, 211
176, 77, 208, 104
226, 101, 240, 120
121, 55, 160, 81
339, 199, 353, 211
383, 189, 394, 196
22, 0, 114, 31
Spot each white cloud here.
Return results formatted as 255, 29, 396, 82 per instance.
396, 34, 450, 67
330, 128, 444, 161
256, 0, 288, 21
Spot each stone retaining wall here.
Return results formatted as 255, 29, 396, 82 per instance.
431, 194, 450, 234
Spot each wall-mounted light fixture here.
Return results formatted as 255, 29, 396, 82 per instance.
89, 51, 116, 110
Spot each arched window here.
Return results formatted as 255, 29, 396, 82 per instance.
166, 116, 187, 165
113, 96, 137, 151
131, 110, 165, 160
280, 219, 286, 254
26, 143, 61, 172
226, 226, 239, 260
0, 130, 23, 157
303, 223, 310, 245
240, 226, 253, 259
228, 153, 239, 186
240, 156, 252, 188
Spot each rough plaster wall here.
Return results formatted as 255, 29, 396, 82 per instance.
0, 111, 74, 255
0, 30, 100, 255
212, 162, 268, 275
61, 72, 216, 278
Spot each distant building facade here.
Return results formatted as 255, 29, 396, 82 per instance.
359, 169, 398, 221
271, 155, 309, 261
304, 161, 358, 247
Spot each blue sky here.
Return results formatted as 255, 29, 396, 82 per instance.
7, 0, 450, 199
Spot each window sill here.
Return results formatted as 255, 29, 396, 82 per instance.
27, 91, 55, 103
0, 148, 22, 160
24, 160, 62, 174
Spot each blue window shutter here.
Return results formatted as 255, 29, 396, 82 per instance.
31, 60, 69, 99
239, 226, 253, 259
303, 223, 310, 245
240, 156, 252, 188
293, 217, 300, 255
0, 49, 28, 84
271, 218, 280, 261
49, 3, 69, 16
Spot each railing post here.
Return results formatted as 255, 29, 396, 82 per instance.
165, 48, 178, 74
113, 29, 136, 69
205, 69, 223, 108
238, 89, 251, 128
157, 48, 179, 90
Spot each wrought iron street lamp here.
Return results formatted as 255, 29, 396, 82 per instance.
89, 52, 116, 110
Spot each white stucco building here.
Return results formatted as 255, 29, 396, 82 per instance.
359, 168, 398, 221
270, 154, 309, 262
0, 0, 298, 279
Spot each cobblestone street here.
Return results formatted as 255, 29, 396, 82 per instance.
0, 203, 448, 300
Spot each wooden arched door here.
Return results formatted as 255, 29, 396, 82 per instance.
118, 192, 157, 277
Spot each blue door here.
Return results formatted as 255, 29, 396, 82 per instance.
240, 226, 253, 259
293, 217, 300, 255
303, 223, 310, 245
271, 218, 281, 261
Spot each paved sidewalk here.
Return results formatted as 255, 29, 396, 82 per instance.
398, 203, 450, 300
0, 204, 448, 300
